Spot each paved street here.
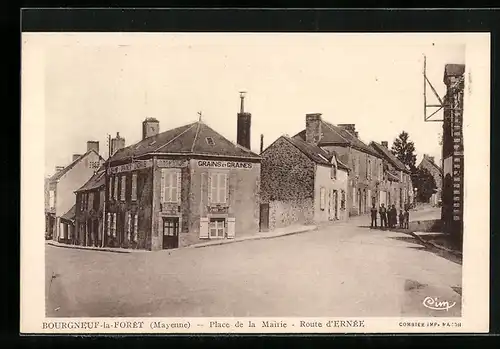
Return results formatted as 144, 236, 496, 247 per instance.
46, 207, 461, 318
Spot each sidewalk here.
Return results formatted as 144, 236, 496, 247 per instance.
411, 231, 463, 257
188, 224, 318, 249
46, 224, 318, 253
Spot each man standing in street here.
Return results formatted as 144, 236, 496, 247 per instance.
379, 204, 387, 229
390, 204, 398, 229
370, 203, 378, 228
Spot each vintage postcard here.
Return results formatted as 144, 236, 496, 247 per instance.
21, 32, 490, 334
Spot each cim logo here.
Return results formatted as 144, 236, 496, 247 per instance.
422, 296, 457, 311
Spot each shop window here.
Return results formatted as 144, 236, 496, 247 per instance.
209, 218, 226, 239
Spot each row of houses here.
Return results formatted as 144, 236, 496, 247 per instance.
45, 95, 416, 251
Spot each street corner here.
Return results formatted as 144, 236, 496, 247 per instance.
400, 279, 462, 317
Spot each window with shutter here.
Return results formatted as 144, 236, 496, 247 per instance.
176, 172, 181, 203
352, 187, 356, 207
89, 192, 94, 210
227, 217, 236, 239
131, 173, 137, 201
121, 175, 126, 201
209, 173, 227, 204
113, 176, 118, 200
49, 190, 55, 209
161, 169, 180, 203
108, 177, 113, 199
199, 217, 209, 239
320, 187, 326, 210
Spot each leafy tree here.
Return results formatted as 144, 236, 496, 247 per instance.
411, 167, 437, 203
391, 131, 417, 172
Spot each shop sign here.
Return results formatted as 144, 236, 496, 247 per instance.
108, 160, 153, 174
197, 160, 253, 169
158, 159, 188, 168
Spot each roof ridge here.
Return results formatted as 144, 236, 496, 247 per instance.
153, 122, 198, 152
283, 135, 331, 166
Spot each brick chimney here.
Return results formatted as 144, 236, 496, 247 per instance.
87, 141, 99, 154
305, 113, 322, 145
142, 117, 160, 140
381, 141, 388, 148
111, 132, 126, 156
237, 92, 251, 149
72, 154, 82, 162
338, 124, 357, 136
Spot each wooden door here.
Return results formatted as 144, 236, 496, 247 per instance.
259, 203, 269, 232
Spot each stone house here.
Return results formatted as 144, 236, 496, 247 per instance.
418, 154, 443, 206
104, 114, 261, 251
261, 135, 349, 230
45, 141, 104, 242
370, 141, 413, 210
293, 113, 384, 216
74, 166, 106, 247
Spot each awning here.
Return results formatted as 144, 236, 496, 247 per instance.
60, 204, 76, 223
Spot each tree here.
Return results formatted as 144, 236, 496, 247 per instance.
411, 167, 437, 203
391, 131, 417, 172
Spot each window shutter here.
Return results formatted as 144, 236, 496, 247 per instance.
160, 169, 166, 203
108, 178, 113, 199
227, 217, 236, 239
131, 173, 137, 201
176, 171, 181, 203
112, 213, 117, 237
220, 173, 228, 204
199, 217, 209, 239
207, 173, 213, 204
127, 213, 131, 240
134, 214, 138, 242
107, 213, 111, 236
225, 173, 230, 204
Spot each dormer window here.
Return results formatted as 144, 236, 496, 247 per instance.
205, 137, 215, 146
331, 164, 337, 180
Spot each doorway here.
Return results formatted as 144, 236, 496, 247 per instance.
259, 203, 269, 232
162, 217, 179, 249
330, 190, 338, 220
357, 189, 362, 215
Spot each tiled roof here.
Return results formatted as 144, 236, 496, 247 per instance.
49, 150, 103, 182
76, 166, 105, 193
293, 121, 382, 158
386, 170, 400, 182
282, 136, 350, 171
109, 121, 261, 162
61, 204, 76, 222
370, 142, 410, 173
419, 157, 443, 175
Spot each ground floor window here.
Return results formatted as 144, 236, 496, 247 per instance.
209, 218, 226, 239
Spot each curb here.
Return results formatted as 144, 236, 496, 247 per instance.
46, 241, 132, 254
408, 232, 463, 257
190, 226, 318, 249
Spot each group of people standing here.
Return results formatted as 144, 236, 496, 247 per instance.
370, 203, 409, 229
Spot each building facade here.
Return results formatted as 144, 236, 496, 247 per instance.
104, 115, 261, 251
74, 167, 106, 247
261, 135, 349, 230
45, 141, 104, 242
441, 63, 465, 241
294, 113, 384, 216
418, 154, 443, 206
370, 141, 413, 210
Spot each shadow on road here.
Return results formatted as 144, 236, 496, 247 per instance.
389, 236, 462, 266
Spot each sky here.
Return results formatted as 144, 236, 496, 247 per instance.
27, 33, 465, 177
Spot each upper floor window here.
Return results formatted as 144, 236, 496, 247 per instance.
131, 173, 138, 201
113, 176, 118, 200
331, 164, 337, 180
49, 190, 55, 209
161, 169, 181, 203
209, 172, 227, 204
120, 175, 126, 201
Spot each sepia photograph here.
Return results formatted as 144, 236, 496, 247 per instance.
21, 30, 490, 333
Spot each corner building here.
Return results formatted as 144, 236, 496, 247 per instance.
105, 118, 261, 251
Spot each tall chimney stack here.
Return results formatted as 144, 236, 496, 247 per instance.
142, 117, 160, 140
87, 141, 99, 154
110, 132, 126, 156
305, 113, 322, 145
237, 92, 251, 149
381, 141, 388, 148
260, 134, 264, 154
